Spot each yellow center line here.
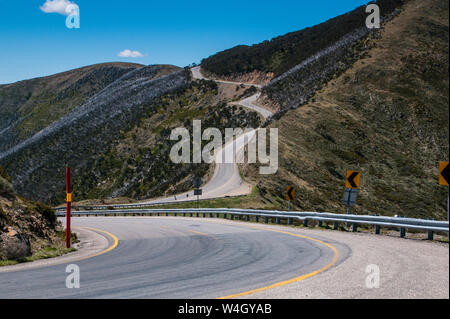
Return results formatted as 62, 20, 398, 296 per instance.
75, 226, 119, 258
189, 230, 209, 236
217, 226, 340, 299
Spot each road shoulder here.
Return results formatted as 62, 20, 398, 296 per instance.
0, 227, 112, 273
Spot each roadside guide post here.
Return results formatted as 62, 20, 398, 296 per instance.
286, 186, 295, 211
66, 167, 72, 249
194, 176, 202, 209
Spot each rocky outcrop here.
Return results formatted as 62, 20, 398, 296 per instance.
0, 193, 60, 261
0, 227, 31, 260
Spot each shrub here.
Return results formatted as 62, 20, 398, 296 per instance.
35, 202, 57, 228
0, 176, 15, 199
0, 165, 11, 183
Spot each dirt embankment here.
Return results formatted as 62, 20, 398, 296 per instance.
202, 69, 274, 86
0, 169, 69, 262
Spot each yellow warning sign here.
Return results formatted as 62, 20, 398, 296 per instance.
286, 186, 295, 201
346, 171, 360, 189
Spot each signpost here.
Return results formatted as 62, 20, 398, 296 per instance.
193, 176, 202, 189
344, 170, 360, 213
194, 177, 202, 209
286, 186, 295, 211
66, 167, 71, 249
439, 162, 449, 222
342, 188, 358, 214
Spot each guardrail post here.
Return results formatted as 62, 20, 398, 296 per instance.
237, 214, 241, 220
375, 225, 380, 235
318, 220, 323, 227
304, 219, 308, 227
255, 216, 259, 223
223, 213, 227, 219
264, 216, 269, 224
276, 217, 280, 224
196, 213, 199, 217
231, 214, 235, 220
210, 212, 213, 218
400, 227, 406, 238
246, 215, 250, 222
427, 230, 434, 240
166, 212, 169, 216
288, 218, 292, 225
333, 221, 338, 230
352, 223, 357, 232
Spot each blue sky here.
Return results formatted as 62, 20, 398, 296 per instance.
0, 0, 370, 84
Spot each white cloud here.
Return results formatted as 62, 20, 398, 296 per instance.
40, 0, 79, 16
118, 49, 145, 58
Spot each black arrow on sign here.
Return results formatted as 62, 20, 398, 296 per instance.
287, 187, 294, 200
348, 172, 359, 188
442, 163, 450, 185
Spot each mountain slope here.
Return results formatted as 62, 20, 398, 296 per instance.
0, 62, 145, 153
0, 65, 189, 202
201, 0, 403, 80
243, 0, 449, 220
0, 63, 260, 204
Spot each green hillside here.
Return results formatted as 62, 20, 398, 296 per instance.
0, 62, 145, 152
201, 0, 403, 79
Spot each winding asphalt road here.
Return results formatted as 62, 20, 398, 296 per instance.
1, 217, 447, 298
137, 129, 257, 205
0, 217, 343, 299
115, 67, 273, 206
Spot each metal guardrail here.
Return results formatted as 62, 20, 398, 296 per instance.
53, 195, 246, 212
55, 207, 449, 240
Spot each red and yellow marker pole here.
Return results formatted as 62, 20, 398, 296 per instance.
66, 167, 71, 249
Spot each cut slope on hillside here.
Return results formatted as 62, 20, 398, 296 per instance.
1, 168, 69, 263
243, 0, 449, 220
0, 62, 145, 152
